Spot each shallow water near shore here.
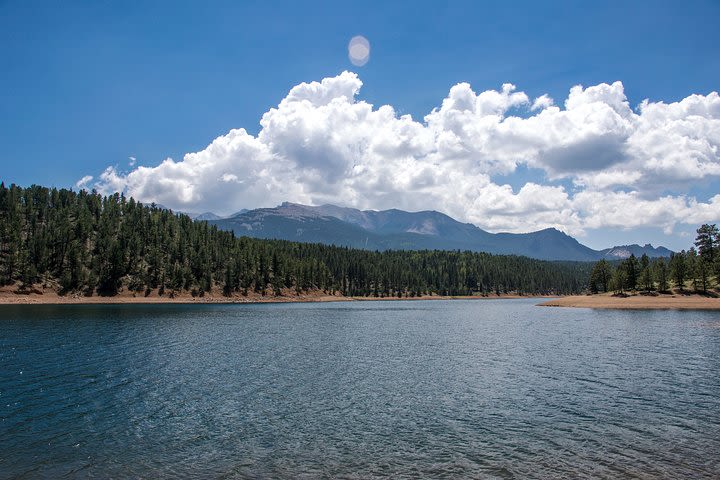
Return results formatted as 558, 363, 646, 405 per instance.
1, 299, 719, 478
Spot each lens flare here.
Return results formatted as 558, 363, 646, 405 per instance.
348, 35, 370, 66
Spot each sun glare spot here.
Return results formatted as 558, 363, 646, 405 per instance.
348, 35, 370, 66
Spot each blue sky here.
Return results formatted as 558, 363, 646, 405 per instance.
1, 0, 719, 250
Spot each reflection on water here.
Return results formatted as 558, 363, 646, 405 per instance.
1, 300, 719, 478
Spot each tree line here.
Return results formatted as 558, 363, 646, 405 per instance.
0, 183, 592, 298
588, 224, 719, 294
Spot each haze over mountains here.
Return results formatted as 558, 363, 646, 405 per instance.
195, 203, 672, 262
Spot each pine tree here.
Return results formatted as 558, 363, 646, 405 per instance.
612, 267, 627, 294
670, 251, 687, 291
654, 258, 669, 292
621, 254, 639, 291
687, 248, 700, 292
695, 257, 710, 292
223, 264, 233, 296
694, 224, 718, 262
639, 254, 653, 291
589, 259, 612, 293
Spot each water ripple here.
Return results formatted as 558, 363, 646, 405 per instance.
1, 300, 719, 478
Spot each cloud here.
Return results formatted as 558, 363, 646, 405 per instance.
129, 156, 136, 166
93, 72, 720, 236
531, 94, 554, 111
574, 191, 720, 234
75, 175, 93, 189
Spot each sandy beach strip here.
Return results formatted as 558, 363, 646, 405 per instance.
539, 293, 720, 310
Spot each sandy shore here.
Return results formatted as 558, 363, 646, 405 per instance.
4, 285, 717, 309
539, 292, 720, 310
0, 285, 547, 305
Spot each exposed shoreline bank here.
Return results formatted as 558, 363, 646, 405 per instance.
5, 286, 719, 310
0, 285, 548, 306
539, 292, 720, 310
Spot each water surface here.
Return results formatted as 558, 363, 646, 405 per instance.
1, 299, 719, 478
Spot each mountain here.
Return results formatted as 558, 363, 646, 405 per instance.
207, 202, 672, 261
159, 209, 245, 221
600, 244, 673, 260
227, 209, 249, 217
149, 205, 222, 221
192, 212, 222, 221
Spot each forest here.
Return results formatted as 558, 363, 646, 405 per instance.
0, 183, 592, 298
588, 224, 720, 294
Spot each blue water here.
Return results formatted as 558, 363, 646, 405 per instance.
1, 299, 719, 478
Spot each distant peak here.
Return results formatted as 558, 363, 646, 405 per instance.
535, 227, 566, 235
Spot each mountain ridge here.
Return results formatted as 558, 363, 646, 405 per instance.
200, 202, 673, 261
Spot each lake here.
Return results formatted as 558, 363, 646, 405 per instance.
1, 299, 719, 478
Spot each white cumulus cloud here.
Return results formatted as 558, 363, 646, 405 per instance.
93, 71, 720, 237
531, 94, 554, 111
75, 175, 93, 189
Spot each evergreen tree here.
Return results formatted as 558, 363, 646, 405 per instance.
654, 258, 669, 292
687, 248, 700, 292
670, 251, 687, 291
622, 254, 639, 291
639, 254, 653, 291
695, 257, 710, 292
694, 224, 718, 262
612, 267, 627, 294
589, 259, 612, 293
223, 264, 233, 296
639, 268, 652, 292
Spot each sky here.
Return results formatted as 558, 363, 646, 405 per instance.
1, 0, 719, 250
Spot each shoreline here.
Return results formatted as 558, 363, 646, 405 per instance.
5, 286, 718, 310
0, 285, 550, 306
539, 292, 720, 310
